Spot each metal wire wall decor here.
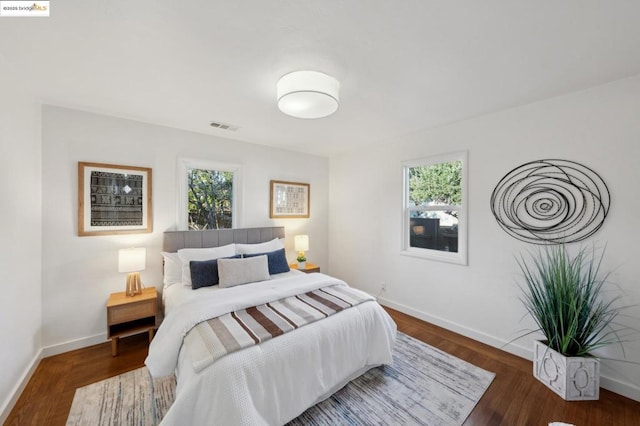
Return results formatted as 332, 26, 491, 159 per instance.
490, 159, 610, 244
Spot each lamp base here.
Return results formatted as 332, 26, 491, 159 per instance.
125, 272, 143, 297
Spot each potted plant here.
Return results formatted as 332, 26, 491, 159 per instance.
296, 253, 307, 270
516, 244, 629, 401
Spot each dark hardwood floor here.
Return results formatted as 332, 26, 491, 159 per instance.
5, 335, 149, 426
5, 307, 640, 425
389, 308, 640, 426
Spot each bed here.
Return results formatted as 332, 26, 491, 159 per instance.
146, 227, 397, 425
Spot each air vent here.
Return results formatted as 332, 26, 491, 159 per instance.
210, 121, 239, 131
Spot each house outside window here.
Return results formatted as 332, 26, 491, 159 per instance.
402, 151, 467, 265
177, 158, 242, 230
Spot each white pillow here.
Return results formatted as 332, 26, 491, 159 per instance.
161, 252, 182, 288
235, 238, 284, 255
178, 244, 236, 286
218, 255, 271, 288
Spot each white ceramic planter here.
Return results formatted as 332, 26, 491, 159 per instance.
297, 261, 306, 270
533, 340, 600, 401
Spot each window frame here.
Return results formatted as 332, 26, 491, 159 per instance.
176, 158, 243, 230
401, 151, 468, 265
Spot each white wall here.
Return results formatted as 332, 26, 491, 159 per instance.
328, 75, 640, 400
0, 69, 42, 418
41, 106, 328, 350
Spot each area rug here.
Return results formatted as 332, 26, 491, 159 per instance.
67, 332, 494, 426
66, 368, 174, 426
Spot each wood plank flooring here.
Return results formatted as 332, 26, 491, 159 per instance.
5, 335, 149, 426
5, 307, 640, 425
389, 308, 640, 425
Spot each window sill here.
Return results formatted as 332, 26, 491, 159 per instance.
400, 248, 467, 266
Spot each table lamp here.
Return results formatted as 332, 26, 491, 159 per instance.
294, 235, 309, 269
118, 247, 146, 296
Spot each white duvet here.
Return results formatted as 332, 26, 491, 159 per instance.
146, 272, 397, 425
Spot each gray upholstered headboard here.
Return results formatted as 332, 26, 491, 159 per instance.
163, 227, 285, 252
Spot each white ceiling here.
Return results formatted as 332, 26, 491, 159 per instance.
2, 1, 640, 156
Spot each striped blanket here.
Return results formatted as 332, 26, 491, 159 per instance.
184, 284, 374, 373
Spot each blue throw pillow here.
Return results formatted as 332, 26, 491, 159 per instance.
244, 248, 290, 275
190, 255, 241, 289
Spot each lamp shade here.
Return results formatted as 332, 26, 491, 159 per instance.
294, 235, 309, 252
118, 248, 146, 273
277, 71, 339, 119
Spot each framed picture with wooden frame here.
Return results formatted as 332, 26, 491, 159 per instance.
78, 162, 153, 236
269, 180, 310, 218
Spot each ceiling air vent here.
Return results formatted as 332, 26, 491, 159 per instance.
210, 121, 239, 131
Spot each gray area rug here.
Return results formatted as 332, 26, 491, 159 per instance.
66, 368, 174, 426
67, 332, 494, 426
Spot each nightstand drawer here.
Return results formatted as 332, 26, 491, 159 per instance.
108, 299, 155, 324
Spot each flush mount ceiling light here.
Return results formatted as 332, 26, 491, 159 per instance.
277, 70, 340, 119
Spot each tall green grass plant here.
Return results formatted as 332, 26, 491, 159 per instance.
517, 245, 627, 357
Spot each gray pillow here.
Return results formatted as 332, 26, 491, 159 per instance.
189, 254, 241, 289
218, 255, 271, 288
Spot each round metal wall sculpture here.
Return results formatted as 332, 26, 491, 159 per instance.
490, 159, 610, 245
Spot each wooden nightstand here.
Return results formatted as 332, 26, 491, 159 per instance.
107, 287, 158, 356
290, 262, 320, 273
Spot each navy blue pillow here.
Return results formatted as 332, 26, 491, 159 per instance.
190, 255, 241, 289
244, 248, 290, 275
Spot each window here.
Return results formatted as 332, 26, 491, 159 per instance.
402, 151, 467, 265
177, 159, 242, 230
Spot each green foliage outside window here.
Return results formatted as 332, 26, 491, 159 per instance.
408, 160, 461, 220
188, 169, 233, 230
409, 161, 462, 206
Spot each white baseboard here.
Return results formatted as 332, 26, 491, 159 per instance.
379, 297, 531, 358
0, 349, 43, 424
379, 296, 640, 403
600, 373, 640, 402
41, 332, 107, 357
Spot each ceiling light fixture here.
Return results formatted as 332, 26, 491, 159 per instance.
277, 70, 339, 119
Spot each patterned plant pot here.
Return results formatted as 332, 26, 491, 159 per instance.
533, 340, 600, 401
298, 261, 306, 270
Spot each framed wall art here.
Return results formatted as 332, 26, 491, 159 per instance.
78, 162, 153, 236
269, 180, 310, 218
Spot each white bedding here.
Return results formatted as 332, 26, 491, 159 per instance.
148, 272, 397, 425
161, 269, 304, 315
